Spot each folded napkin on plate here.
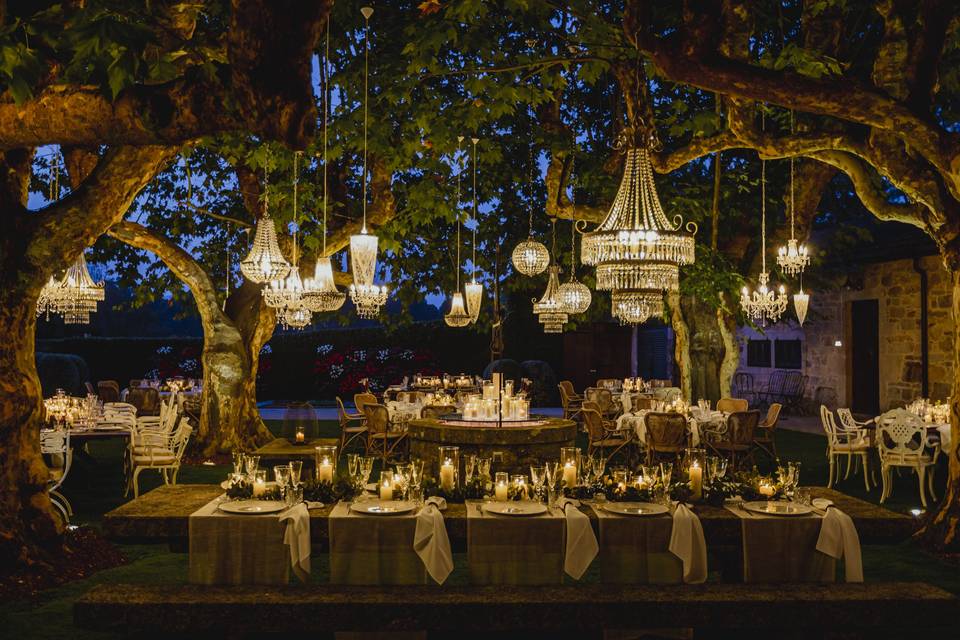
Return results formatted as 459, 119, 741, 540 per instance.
279, 503, 311, 583
668, 502, 707, 584
557, 497, 598, 580
814, 498, 863, 582
414, 496, 453, 584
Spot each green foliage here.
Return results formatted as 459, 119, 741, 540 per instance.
679, 245, 745, 314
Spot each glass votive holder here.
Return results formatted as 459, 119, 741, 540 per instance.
511, 474, 528, 499
379, 470, 395, 501
560, 447, 580, 487
612, 469, 629, 492
315, 444, 337, 483
438, 446, 459, 492
684, 448, 705, 501
252, 469, 268, 497
494, 472, 509, 501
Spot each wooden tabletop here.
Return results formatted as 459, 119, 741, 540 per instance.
253, 437, 339, 462
102, 484, 917, 548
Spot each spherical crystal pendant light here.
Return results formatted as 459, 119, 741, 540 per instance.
557, 204, 591, 315
611, 290, 662, 325
348, 7, 389, 318
240, 158, 290, 284
280, 305, 312, 329
741, 157, 788, 326
511, 144, 549, 276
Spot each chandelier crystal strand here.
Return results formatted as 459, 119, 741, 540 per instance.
264, 153, 308, 321
240, 151, 290, 284
444, 137, 471, 328
37, 160, 63, 319
511, 143, 550, 276
776, 112, 810, 277
464, 137, 483, 322
741, 146, 788, 326
349, 6, 388, 319
303, 21, 347, 314
533, 220, 568, 333
557, 155, 592, 315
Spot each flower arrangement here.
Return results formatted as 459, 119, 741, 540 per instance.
313, 346, 441, 395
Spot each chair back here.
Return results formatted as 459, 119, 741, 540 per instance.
724, 411, 760, 446
633, 397, 657, 412
354, 392, 377, 415
559, 380, 577, 398
97, 380, 120, 403
767, 370, 788, 396
336, 397, 354, 426
733, 372, 753, 396
717, 397, 748, 413
820, 404, 841, 444
126, 387, 161, 416
876, 408, 929, 464
129, 379, 142, 389
84, 381, 96, 396
40, 429, 71, 491
364, 403, 391, 435
282, 402, 318, 440
653, 387, 682, 402
783, 371, 805, 396
582, 408, 608, 442
836, 408, 863, 433
421, 405, 455, 420
172, 419, 193, 463
760, 403, 782, 429
645, 412, 687, 450
584, 387, 614, 414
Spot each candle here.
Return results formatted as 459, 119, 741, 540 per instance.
440, 459, 455, 491
252, 478, 266, 497
688, 461, 703, 501
759, 482, 775, 498
317, 457, 334, 483
562, 462, 577, 488
635, 475, 647, 490
380, 480, 394, 501
495, 481, 508, 501
295, 429, 305, 444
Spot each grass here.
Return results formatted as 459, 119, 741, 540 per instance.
2, 418, 957, 638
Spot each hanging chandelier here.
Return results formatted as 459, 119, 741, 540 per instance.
794, 286, 810, 326
53, 253, 106, 325
444, 138, 471, 328
263, 152, 310, 332
533, 222, 568, 333
741, 155, 788, 325
36, 275, 61, 319
511, 143, 550, 276
776, 114, 811, 278
580, 125, 696, 324
464, 137, 484, 323
349, 6, 388, 319
556, 159, 591, 316
279, 306, 312, 330
240, 153, 290, 285
302, 25, 347, 314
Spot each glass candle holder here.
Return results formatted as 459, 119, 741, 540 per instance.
379, 470, 395, 501
684, 447, 705, 501
560, 447, 580, 487
315, 444, 338, 483
511, 474, 528, 500
494, 472, 509, 501
252, 469, 268, 497
295, 426, 305, 444
612, 469, 629, 493
438, 446, 459, 492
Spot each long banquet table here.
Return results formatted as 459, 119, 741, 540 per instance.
102, 484, 917, 550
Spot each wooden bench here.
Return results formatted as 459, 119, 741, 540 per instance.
74, 582, 958, 636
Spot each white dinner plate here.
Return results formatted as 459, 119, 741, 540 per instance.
218, 500, 287, 515
481, 501, 548, 517
220, 480, 277, 490
350, 500, 416, 516
602, 502, 669, 517
742, 500, 814, 517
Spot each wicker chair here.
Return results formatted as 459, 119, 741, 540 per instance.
716, 397, 749, 413
364, 403, 407, 465
421, 405, 456, 420
644, 412, 688, 464
632, 397, 657, 412
97, 380, 121, 403
584, 387, 619, 419
558, 381, 584, 421
709, 410, 760, 470
354, 392, 378, 421
584, 406, 634, 464
125, 387, 161, 417
336, 397, 367, 453
753, 403, 782, 461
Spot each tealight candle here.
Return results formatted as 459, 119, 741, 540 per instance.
635, 474, 647, 490
689, 461, 703, 501
317, 457, 334, 483
759, 482, 775, 498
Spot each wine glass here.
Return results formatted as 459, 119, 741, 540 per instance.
231, 450, 245, 475
408, 459, 425, 490
580, 456, 594, 485
244, 454, 260, 479
464, 454, 478, 485
592, 453, 607, 480
360, 456, 375, 487
288, 460, 303, 487
788, 461, 801, 496
544, 461, 559, 490
476, 456, 492, 484
530, 465, 545, 501
659, 461, 674, 487
395, 463, 412, 499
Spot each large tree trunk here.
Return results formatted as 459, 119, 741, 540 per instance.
717, 293, 739, 399
667, 292, 692, 401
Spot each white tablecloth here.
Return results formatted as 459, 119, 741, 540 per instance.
616, 411, 704, 447
386, 401, 422, 424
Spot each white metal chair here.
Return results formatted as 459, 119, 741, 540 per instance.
40, 429, 73, 524
127, 415, 193, 499
820, 405, 873, 491
875, 408, 941, 508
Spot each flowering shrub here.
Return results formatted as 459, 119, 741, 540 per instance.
314, 346, 441, 395
150, 344, 203, 379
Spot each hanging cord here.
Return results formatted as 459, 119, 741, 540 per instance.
789, 110, 795, 241
322, 18, 330, 255
527, 142, 535, 236
550, 218, 557, 261
568, 153, 577, 281
292, 151, 300, 268
263, 149, 270, 219
454, 136, 463, 289
361, 7, 371, 233
760, 109, 767, 275
472, 137, 479, 281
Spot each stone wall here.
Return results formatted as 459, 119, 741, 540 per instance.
736, 254, 954, 412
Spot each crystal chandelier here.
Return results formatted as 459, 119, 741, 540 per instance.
263, 152, 309, 331
444, 139, 471, 328
464, 137, 484, 323
240, 154, 290, 284
53, 253, 106, 325
556, 164, 591, 316
741, 157, 788, 325
301, 28, 347, 315
794, 286, 810, 326
36, 275, 61, 319
349, 6, 388, 318
511, 143, 550, 276
279, 306, 312, 330
580, 126, 696, 324
776, 114, 811, 277
533, 222, 568, 333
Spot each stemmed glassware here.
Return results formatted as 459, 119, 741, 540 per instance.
347, 453, 361, 488
778, 461, 800, 497
707, 456, 727, 482
244, 454, 260, 479
659, 461, 673, 488
464, 454, 478, 485
580, 456, 594, 486
288, 460, 303, 487
360, 456, 375, 488
592, 454, 607, 481
232, 451, 245, 476
394, 463, 412, 499
529, 465, 546, 502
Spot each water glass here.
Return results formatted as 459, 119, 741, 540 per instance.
476, 456, 492, 484
707, 456, 727, 481
592, 454, 607, 479
244, 454, 260, 478
464, 454, 478, 484
793, 487, 811, 506
274, 465, 291, 489
408, 486, 424, 506
285, 484, 303, 507
408, 459, 425, 490
288, 460, 303, 486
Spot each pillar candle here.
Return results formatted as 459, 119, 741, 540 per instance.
689, 462, 703, 501
318, 458, 333, 483
440, 459, 455, 491
562, 462, 577, 488
379, 481, 393, 501
295, 429, 305, 444
495, 481, 508, 501
252, 478, 266, 497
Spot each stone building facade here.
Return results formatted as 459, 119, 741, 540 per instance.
736, 254, 955, 412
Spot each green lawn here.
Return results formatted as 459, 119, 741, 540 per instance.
2, 420, 957, 638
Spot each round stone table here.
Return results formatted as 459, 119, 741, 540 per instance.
406, 417, 578, 474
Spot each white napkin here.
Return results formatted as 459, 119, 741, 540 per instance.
279, 503, 311, 583
668, 503, 707, 584
814, 499, 863, 582
414, 497, 454, 584
557, 497, 598, 580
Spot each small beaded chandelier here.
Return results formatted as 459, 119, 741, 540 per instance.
349, 6, 388, 319
302, 25, 347, 314
463, 137, 484, 323
444, 138, 471, 328
263, 153, 308, 323
776, 114, 811, 277
240, 153, 290, 284
532, 222, 568, 333
280, 306, 312, 330
741, 155, 788, 326
511, 143, 550, 276
556, 162, 591, 316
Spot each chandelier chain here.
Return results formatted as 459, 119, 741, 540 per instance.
322, 19, 329, 255
471, 137, 479, 280
789, 110, 795, 240
361, 8, 370, 232
527, 142, 534, 234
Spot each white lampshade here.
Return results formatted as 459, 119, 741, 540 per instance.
464, 280, 483, 322
350, 231, 379, 287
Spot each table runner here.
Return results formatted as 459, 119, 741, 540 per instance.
189, 497, 295, 585
725, 503, 835, 583
466, 500, 564, 585
328, 501, 427, 585
591, 503, 683, 584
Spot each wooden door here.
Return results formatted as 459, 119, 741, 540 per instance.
850, 299, 880, 415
